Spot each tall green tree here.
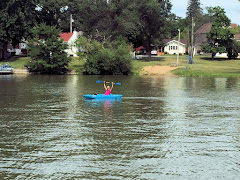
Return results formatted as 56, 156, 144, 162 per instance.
136, 0, 172, 61
201, 6, 234, 59
0, 0, 37, 60
186, 0, 203, 20
28, 24, 71, 74
107, 0, 139, 42
36, 0, 80, 32
73, 0, 138, 42
70, 0, 172, 62
186, 0, 203, 56
72, 0, 109, 36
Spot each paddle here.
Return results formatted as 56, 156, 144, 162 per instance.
96, 80, 121, 85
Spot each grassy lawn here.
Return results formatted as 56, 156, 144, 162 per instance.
0, 56, 85, 73
173, 56, 240, 77
0, 56, 31, 69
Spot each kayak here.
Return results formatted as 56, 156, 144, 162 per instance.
84, 94, 122, 99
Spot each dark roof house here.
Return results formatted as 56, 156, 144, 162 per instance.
194, 23, 212, 52
194, 22, 240, 52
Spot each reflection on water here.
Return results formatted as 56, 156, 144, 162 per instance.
0, 75, 240, 179
84, 98, 122, 107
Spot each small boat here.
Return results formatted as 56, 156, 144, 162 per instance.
0, 64, 14, 75
84, 94, 122, 99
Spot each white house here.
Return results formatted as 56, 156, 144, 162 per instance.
164, 39, 187, 55
59, 31, 83, 57
7, 38, 28, 56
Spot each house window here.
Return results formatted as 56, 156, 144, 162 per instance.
169, 46, 170, 50
176, 46, 178, 50
173, 46, 175, 50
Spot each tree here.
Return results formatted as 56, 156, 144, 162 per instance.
0, 0, 37, 60
36, 0, 80, 32
71, 0, 109, 36
166, 14, 188, 39
136, 0, 172, 61
72, 0, 139, 43
186, 0, 203, 20
186, 0, 203, 57
201, 6, 235, 60
27, 24, 71, 74
226, 40, 240, 60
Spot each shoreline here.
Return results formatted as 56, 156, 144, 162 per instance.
13, 69, 29, 74
12, 66, 178, 76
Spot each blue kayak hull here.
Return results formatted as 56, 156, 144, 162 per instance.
84, 94, 122, 99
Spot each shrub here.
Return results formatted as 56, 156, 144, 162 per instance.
77, 37, 132, 75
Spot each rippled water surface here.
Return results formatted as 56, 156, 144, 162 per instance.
0, 75, 240, 179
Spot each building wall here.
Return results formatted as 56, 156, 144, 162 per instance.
194, 33, 208, 53
65, 31, 80, 57
164, 41, 186, 54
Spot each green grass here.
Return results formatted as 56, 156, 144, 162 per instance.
0, 56, 85, 73
173, 56, 240, 77
68, 57, 85, 74
0, 56, 31, 69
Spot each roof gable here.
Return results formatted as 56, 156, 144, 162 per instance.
195, 23, 238, 34
59, 32, 73, 42
164, 39, 187, 45
195, 23, 212, 34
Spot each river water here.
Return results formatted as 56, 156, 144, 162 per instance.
0, 75, 240, 179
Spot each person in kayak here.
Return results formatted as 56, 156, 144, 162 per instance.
104, 81, 113, 95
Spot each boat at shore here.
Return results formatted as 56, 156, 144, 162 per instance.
0, 64, 14, 75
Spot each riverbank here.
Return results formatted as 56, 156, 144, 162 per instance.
13, 69, 29, 74
1, 55, 240, 77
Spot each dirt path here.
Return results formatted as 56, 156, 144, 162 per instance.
142, 66, 178, 75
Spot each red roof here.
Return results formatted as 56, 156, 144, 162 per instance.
231, 23, 238, 28
136, 46, 144, 51
59, 32, 73, 42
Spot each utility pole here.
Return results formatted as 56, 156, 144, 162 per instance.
177, 29, 180, 67
191, 16, 194, 58
70, 14, 73, 33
